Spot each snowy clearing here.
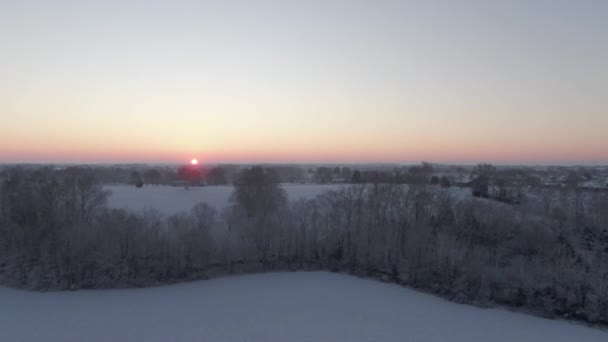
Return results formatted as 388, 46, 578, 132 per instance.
105, 184, 347, 215
0, 272, 605, 342
105, 184, 473, 215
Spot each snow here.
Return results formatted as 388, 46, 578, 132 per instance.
105, 184, 347, 215
582, 180, 607, 188
106, 184, 475, 215
0, 272, 605, 342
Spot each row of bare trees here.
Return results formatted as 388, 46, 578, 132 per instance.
0, 166, 607, 324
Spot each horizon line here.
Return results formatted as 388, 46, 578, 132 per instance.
1, 161, 607, 168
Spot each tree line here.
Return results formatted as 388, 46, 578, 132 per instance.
0, 166, 607, 325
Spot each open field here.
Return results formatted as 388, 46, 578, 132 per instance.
105, 184, 475, 215
106, 184, 348, 214
1, 271, 606, 342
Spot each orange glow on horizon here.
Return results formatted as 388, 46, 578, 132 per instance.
1, 141, 607, 165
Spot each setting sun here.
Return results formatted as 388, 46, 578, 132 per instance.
190, 158, 198, 165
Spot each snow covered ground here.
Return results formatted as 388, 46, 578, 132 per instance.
0, 272, 605, 342
105, 184, 473, 215
105, 184, 347, 215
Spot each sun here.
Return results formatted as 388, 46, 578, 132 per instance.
190, 158, 198, 165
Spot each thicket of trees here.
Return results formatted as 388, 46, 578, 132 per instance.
0, 166, 607, 325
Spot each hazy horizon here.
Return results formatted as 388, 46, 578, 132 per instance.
1, 160, 607, 168
1, 1, 607, 164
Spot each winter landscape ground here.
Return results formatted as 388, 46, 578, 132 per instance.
105, 184, 348, 214
3, 168, 607, 340
1, 271, 606, 342
105, 184, 474, 215
0, 184, 581, 341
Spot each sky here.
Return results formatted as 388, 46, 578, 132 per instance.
1, 0, 607, 165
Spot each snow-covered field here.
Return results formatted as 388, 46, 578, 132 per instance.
106, 184, 473, 215
106, 184, 347, 215
0, 272, 605, 342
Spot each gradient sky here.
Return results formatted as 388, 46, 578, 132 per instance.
1, 0, 607, 164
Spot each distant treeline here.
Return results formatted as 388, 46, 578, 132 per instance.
0, 166, 607, 325
8, 163, 606, 194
